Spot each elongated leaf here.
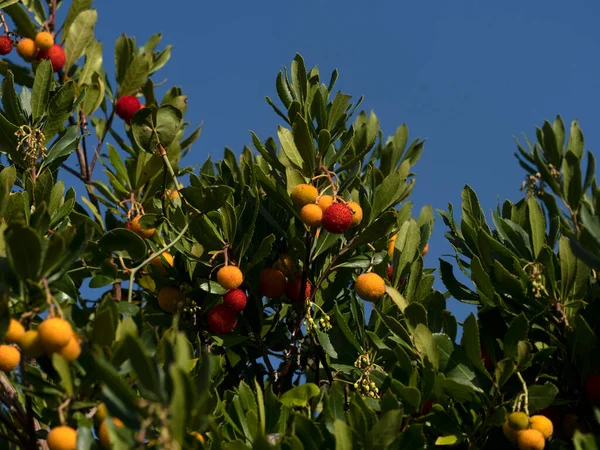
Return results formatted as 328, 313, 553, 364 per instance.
64, 10, 97, 73
527, 196, 545, 258
31, 60, 52, 121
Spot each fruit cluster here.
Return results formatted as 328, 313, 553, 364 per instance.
1, 31, 66, 72
206, 265, 245, 335
292, 183, 363, 233
502, 411, 553, 449
0, 317, 80, 373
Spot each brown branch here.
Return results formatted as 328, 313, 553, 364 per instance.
60, 164, 84, 180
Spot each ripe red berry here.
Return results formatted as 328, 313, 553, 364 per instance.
115, 95, 142, 124
39, 44, 65, 72
0, 36, 13, 55
207, 304, 237, 335
223, 289, 247, 312
387, 264, 393, 281
585, 374, 600, 403
322, 203, 353, 234
285, 278, 313, 303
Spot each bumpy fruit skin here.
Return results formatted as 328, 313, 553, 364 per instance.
190, 431, 205, 444
585, 374, 600, 402
4, 319, 25, 344
259, 268, 287, 298
422, 243, 429, 257
98, 418, 124, 448
517, 429, 545, 450
47, 426, 77, 450
223, 289, 247, 312
503, 412, 530, 443
216, 266, 243, 290
17, 38, 37, 60
291, 184, 318, 208
127, 215, 155, 239
322, 203, 353, 234
388, 234, 398, 256
317, 195, 334, 212
285, 278, 313, 303
38, 318, 73, 352
207, 305, 237, 335
58, 336, 81, 362
529, 415, 553, 439
20, 330, 44, 357
115, 95, 142, 124
346, 201, 363, 227
46, 45, 65, 72
0, 36, 13, 55
0, 345, 20, 372
150, 252, 174, 274
300, 204, 323, 228
355, 273, 386, 301
157, 286, 185, 313
35, 31, 54, 50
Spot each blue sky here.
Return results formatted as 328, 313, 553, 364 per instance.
55, 0, 600, 323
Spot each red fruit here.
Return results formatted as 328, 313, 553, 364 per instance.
285, 278, 313, 303
0, 36, 13, 55
258, 268, 286, 298
387, 264, 393, 281
223, 289, 247, 312
207, 305, 237, 335
43, 44, 65, 72
116, 95, 142, 124
585, 374, 600, 402
36, 48, 49, 61
322, 203, 353, 234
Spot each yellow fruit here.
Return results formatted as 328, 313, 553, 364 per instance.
346, 201, 363, 227
216, 266, 243, 290
355, 273, 386, 301
95, 403, 108, 423
4, 319, 25, 344
191, 431, 205, 444
317, 195, 334, 212
503, 412, 530, 443
0, 345, 20, 372
388, 234, 397, 256
529, 415, 553, 439
517, 429, 545, 450
57, 336, 81, 362
17, 38, 37, 61
150, 252, 174, 274
128, 215, 155, 239
38, 318, 73, 352
291, 184, 318, 208
300, 204, 323, 228
422, 243, 429, 257
47, 426, 77, 450
35, 31, 54, 51
98, 418, 124, 448
20, 330, 44, 357
157, 286, 185, 313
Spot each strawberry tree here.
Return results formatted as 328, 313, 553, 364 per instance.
0, 1, 598, 450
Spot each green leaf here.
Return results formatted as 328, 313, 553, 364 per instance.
316, 328, 338, 359
333, 419, 352, 450
43, 81, 76, 144
567, 119, 584, 160
559, 236, 577, 300
155, 105, 183, 148
462, 313, 486, 373
563, 151, 582, 209
503, 314, 528, 361
98, 228, 147, 261
180, 186, 233, 212
371, 171, 405, 221
62, 0, 93, 43
1, 71, 26, 125
527, 382, 558, 413
334, 303, 363, 354
279, 383, 319, 408
30, 59, 53, 121
64, 10, 98, 73
278, 125, 303, 171
5, 224, 42, 281
169, 365, 190, 442
88, 355, 140, 411
367, 410, 403, 450
290, 53, 307, 102
527, 196, 545, 259
3, 4, 37, 38
414, 324, 439, 369
292, 114, 315, 175
581, 205, 600, 247
119, 53, 151, 96
51, 354, 74, 395
390, 381, 421, 414
41, 126, 80, 171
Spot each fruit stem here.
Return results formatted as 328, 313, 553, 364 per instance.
127, 223, 189, 303
0, 12, 9, 34
516, 371, 529, 416
319, 165, 338, 201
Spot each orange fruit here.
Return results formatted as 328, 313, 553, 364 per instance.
150, 252, 174, 274
355, 273, 386, 301
291, 184, 318, 208
216, 266, 243, 290
38, 318, 73, 352
3, 319, 25, 344
47, 425, 77, 450
0, 345, 20, 372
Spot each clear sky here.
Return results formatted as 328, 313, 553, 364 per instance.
65, 0, 600, 323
